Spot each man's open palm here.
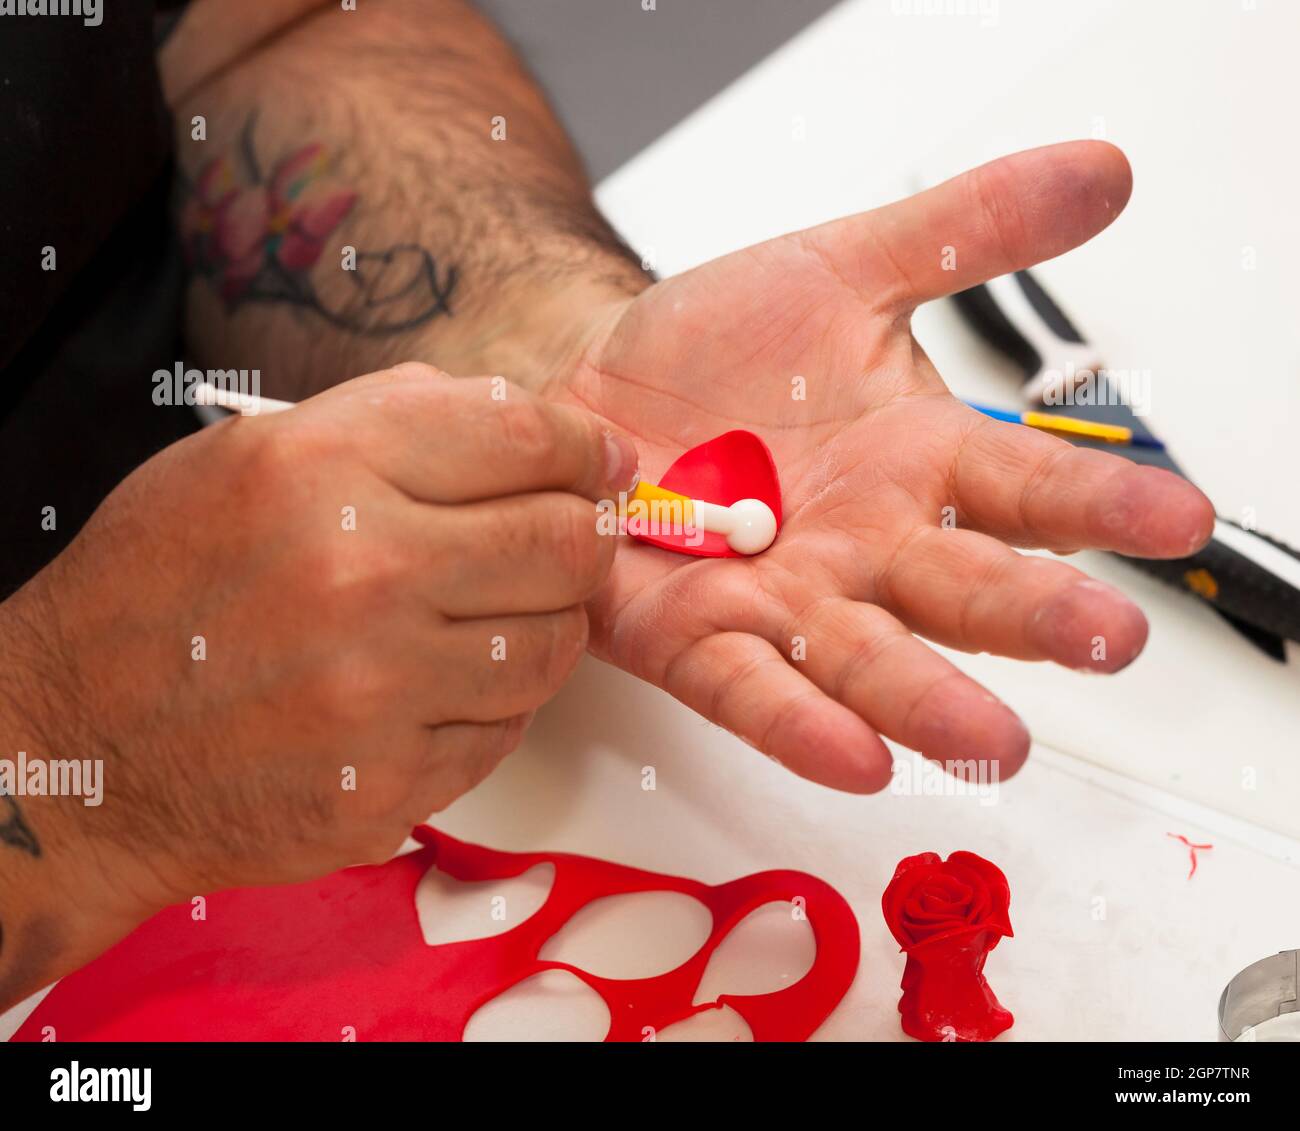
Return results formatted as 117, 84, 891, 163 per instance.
555, 142, 1213, 792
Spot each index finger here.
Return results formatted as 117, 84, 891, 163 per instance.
952, 412, 1215, 557
314, 365, 639, 504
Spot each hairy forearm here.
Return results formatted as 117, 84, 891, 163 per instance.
164, 0, 649, 398
0, 593, 141, 1014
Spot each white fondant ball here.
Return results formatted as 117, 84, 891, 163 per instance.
725, 499, 778, 555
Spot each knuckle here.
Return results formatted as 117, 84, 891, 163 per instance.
388, 360, 450, 384
453, 374, 507, 402
355, 375, 456, 426
541, 605, 588, 689
299, 534, 414, 618
308, 654, 397, 730
343, 540, 414, 599
549, 497, 606, 591
246, 419, 342, 487
496, 396, 559, 470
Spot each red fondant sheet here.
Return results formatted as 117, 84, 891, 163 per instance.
14, 826, 857, 1042
633, 429, 782, 558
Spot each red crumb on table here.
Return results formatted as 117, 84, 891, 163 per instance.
1167, 832, 1213, 879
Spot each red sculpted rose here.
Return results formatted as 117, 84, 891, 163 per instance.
881, 851, 1013, 1042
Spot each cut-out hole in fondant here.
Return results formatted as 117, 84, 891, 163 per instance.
655, 1004, 754, 1043
463, 969, 610, 1042
416, 861, 555, 947
538, 890, 713, 979
693, 900, 816, 1005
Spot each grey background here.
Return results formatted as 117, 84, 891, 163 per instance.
474, 0, 843, 181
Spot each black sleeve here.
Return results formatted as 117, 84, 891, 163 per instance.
0, 4, 173, 372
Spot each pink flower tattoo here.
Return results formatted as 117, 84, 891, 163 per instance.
180, 114, 457, 334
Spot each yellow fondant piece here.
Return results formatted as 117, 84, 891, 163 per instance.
627, 480, 695, 524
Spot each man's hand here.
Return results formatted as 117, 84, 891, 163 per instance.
0, 366, 634, 1008
160, 6, 1211, 793
546, 142, 1215, 792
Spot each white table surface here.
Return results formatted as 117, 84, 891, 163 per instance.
5, 0, 1299, 1044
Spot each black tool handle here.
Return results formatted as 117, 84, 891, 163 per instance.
1125, 520, 1300, 656
951, 270, 1106, 403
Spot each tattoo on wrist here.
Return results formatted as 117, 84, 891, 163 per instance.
180, 112, 458, 335
1, 794, 40, 858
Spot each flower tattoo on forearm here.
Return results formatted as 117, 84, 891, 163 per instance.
180, 113, 458, 335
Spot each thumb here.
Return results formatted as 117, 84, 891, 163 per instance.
797, 140, 1132, 312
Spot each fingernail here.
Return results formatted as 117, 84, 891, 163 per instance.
603, 429, 639, 492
